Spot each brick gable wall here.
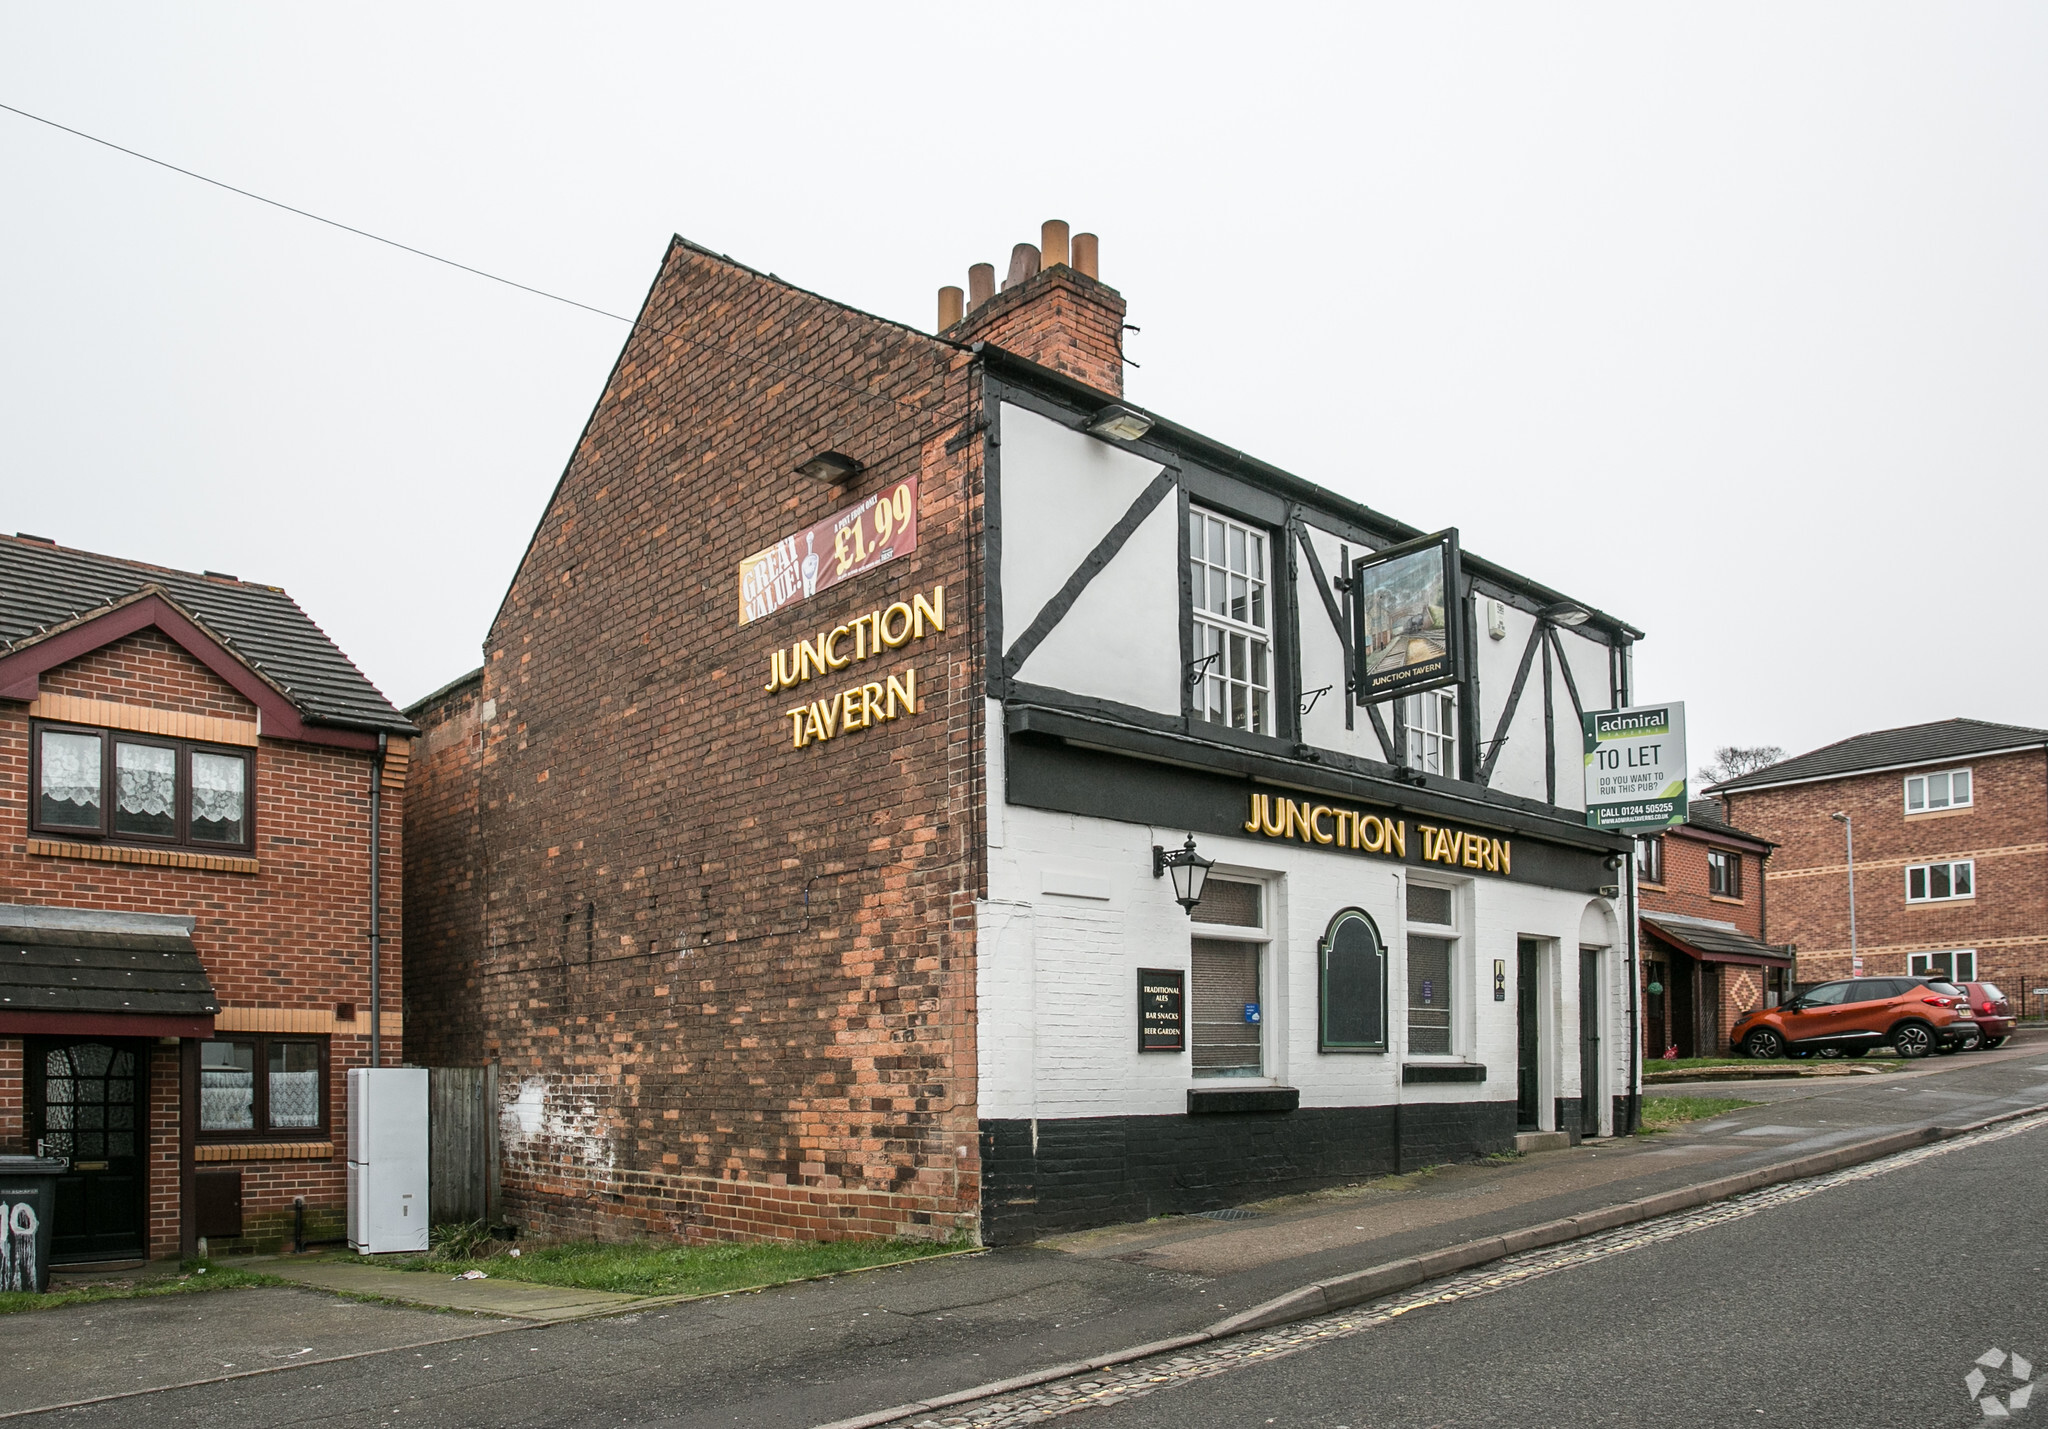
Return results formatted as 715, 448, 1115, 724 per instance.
1637, 830, 1766, 937
404, 239, 987, 1244
2, 631, 398, 1256
1724, 749, 2048, 993
951, 266, 1126, 397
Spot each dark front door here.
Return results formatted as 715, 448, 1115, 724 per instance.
1579, 949, 1602, 1136
25, 1039, 148, 1262
1516, 939, 1541, 1130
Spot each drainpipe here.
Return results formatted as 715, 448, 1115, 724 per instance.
370, 731, 386, 1068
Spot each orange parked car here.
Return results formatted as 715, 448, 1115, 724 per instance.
1730, 975, 1977, 1060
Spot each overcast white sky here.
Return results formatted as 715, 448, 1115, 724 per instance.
4, 5, 2043, 774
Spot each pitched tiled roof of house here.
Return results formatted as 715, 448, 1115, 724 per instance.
1707, 718, 2048, 794
1642, 911, 1792, 965
1678, 798, 1774, 847
0, 534, 413, 734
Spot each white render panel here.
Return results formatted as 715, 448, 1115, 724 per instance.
997, 402, 1165, 649
1477, 602, 1551, 803
1296, 524, 1385, 764
981, 801, 1631, 1123
1012, 494, 1181, 714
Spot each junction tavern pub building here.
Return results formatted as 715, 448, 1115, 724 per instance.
406, 222, 1644, 1245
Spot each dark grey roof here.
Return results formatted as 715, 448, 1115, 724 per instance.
1679, 798, 1774, 847
1708, 719, 2048, 793
0, 535, 413, 735
0, 921, 219, 1019
1642, 912, 1792, 965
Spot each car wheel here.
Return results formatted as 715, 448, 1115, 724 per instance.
1892, 1022, 1936, 1058
1743, 1029, 1785, 1060
1979, 1036, 2007, 1050
1816, 1046, 1844, 1059
1839, 1045, 1870, 1058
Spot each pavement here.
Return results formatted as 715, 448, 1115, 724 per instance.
246, 1257, 647, 1322
1, 1029, 2041, 1426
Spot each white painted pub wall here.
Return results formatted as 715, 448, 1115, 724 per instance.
978, 787, 1631, 1135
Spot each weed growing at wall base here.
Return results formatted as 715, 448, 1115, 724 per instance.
371, 1235, 969, 1297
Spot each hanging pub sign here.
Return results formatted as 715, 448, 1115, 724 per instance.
1582, 701, 1688, 831
1351, 528, 1463, 703
737, 476, 919, 625
1137, 969, 1186, 1052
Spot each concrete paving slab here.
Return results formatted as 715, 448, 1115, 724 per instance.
0, 1285, 508, 1417
248, 1258, 648, 1320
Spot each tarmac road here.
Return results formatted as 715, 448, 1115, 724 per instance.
1043, 1112, 2048, 1429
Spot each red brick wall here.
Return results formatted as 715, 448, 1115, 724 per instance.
1724, 749, 2048, 994
2, 632, 400, 1256
952, 265, 1126, 397
40, 629, 259, 720
0, 1038, 19, 1154
1638, 829, 1767, 937
405, 238, 987, 1245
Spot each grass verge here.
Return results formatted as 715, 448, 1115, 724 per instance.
1640, 1095, 1759, 1133
365, 1234, 969, 1298
0, 1260, 276, 1315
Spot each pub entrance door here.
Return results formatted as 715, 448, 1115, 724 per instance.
1579, 949, 1603, 1137
24, 1038, 149, 1262
1516, 939, 1542, 1131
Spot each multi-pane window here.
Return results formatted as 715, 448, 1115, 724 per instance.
1191, 879, 1266, 1076
200, 1036, 327, 1138
1634, 834, 1665, 885
1406, 881, 1456, 1055
1905, 769, 1971, 813
1906, 860, 1974, 902
1707, 848, 1742, 898
31, 722, 252, 852
1189, 507, 1272, 735
1910, 950, 1977, 982
1402, 689, 1457, 776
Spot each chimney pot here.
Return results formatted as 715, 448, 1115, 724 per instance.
937, 285, 964, 331
1003, 243, 1041, 291
968, 263, 995, 310
1041, 220, 1070, 270
1072, 232, 1099, 279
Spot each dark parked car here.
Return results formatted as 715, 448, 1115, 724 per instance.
1957, 981, 2015, 1049
1731, 975, 1977, 1060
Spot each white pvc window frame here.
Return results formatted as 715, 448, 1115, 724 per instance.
1189, 506, 1273, 736
1403, 687, 1457, 777
1904, 768, 1972, 814
1905, 859, 1975, 902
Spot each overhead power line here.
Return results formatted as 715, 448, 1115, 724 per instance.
0, 99, 953, 423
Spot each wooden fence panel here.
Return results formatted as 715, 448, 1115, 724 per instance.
428, 1066, 496, 1225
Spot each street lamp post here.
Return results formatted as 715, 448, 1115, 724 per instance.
1830, 812, 1857, 975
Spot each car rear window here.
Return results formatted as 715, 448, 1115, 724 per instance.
1979, 983, 2005, 1001
1918, 980, 1964, 996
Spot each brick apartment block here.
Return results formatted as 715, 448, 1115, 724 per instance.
1714, 719, 2048, 1004
0, 537, 413, 1262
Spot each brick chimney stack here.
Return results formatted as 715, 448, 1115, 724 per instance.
936, 219, 1127, 397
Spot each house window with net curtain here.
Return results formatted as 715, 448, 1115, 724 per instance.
30, 721, 252, 852
200, 1036, 327, 1139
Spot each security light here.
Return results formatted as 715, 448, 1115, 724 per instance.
1152, 835, 1214, 914
795, 450, 861, 484
1086, 404, 1154, 443
1541, 601, 1592, 627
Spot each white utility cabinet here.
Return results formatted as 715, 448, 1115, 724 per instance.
347, 1067, 429, 1253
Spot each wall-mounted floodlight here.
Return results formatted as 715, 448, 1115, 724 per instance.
1541, 601, 1592, 627
795, 450, 862, 484
1087, 404, 1154, 442
1152, 834, 1214, 914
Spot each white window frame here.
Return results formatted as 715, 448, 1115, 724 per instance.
1905, 859, 1975, 902
1904, 768, 1972, 814
1189, 506, 1273, 736
1402, 688, 1457, 777
1189, 876, 1271, 1080
1404, 878, 1461, 1058
1910, 950, 1977, 982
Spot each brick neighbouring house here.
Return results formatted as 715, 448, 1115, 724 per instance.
1631, 800, 1792, 1059
404, 222, 1648, 1249
1711, 719, 2048, 1004
0, 535, 414, 1262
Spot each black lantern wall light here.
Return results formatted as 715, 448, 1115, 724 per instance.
1152, 834, 1214, 914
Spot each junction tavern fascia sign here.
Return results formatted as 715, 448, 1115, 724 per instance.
1243, 793, 1512, 875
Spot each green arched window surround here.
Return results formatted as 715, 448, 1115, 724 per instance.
1320, 907, 1388, 1052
